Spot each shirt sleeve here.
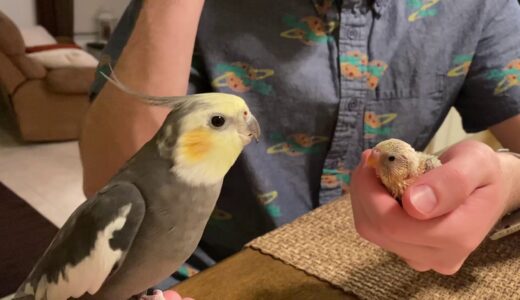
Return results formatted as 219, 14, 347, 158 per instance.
88, 0, 211, 102
454, 0, 520, 133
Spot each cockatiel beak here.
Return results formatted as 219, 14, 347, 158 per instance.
239, 114, 261, 145
248, 115, 261, 142
367, 148, 381, 168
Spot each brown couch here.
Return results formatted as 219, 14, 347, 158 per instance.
0, 11, 93, 141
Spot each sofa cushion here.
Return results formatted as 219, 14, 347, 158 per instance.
0, 11, 25, 55
0, 52, 25, 94
27, 48, 98, 69
46, 68, 95, 94
19, 25, 57, 47
10, 55, 47, 79
26, 43, 81, 53
12, 80, 90, 141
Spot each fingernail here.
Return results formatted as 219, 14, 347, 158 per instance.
410, 185, 437, 214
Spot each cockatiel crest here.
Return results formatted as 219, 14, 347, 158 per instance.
103, 67, 261, 186
367, 138, 441, 199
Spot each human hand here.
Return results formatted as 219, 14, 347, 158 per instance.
140, 289, 194, 300
350, 140, 516, 274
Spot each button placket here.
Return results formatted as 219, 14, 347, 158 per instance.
319, 5, 373, 205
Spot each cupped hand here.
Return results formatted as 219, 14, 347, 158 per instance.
350, 140, 510, 274
140, 290, 194, 300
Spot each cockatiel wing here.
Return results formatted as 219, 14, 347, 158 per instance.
418, 152, 442, 173
14, 182, 146, 300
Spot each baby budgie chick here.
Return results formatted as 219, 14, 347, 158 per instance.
367, 138, 441, 199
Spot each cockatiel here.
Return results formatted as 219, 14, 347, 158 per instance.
367, 138, 441, 199
14, 68, 260, 300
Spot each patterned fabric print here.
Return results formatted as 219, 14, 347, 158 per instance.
313, 0, 335, 17
280, 14, 337, 45
448, 54, 473, 77
364, 111, 397, 139
212, 62, 274, 95
321, 163, 351, 194
340, 51, 388, 89
174, 264, 200, 281
258, 191, 281, 218
267, 133, 329, 156
92, 54, 114, 86
209, 208, 233, 221
487, 59, 520, 95
406, 0, 441, 22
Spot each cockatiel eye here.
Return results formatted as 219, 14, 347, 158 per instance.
388, 156, 396, 162
210, 115, 226, 128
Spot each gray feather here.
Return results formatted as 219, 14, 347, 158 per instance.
100, 64, 214, 109
14, 182, 146, 299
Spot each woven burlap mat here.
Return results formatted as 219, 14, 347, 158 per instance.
246, 198, 520, 299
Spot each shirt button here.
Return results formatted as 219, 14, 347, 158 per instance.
346, 28, 360, 40
348, 99, 359, 110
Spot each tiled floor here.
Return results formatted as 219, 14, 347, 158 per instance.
0, 103, 85, 228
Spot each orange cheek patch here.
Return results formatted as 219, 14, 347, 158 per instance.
179, 128, 213, 162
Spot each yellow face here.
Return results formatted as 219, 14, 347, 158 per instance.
367, 139, 418, 180
167, 93, 260, 186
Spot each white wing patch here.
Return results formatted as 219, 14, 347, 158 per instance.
35, 204, 132, 300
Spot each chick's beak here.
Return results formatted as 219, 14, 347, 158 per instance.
247, 114, 261, 143
367, 149, 380, 168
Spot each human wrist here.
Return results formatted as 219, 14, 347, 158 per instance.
497, 150, 520, 215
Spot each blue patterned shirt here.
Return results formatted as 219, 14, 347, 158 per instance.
90, 0, 520, 282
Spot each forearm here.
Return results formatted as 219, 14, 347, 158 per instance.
79, 0, 205, 197
114, 0, 204, 95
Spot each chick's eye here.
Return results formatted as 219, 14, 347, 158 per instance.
211, 115, 226, 127
388, 156, 396, 162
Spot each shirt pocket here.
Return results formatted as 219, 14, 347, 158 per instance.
363, 73, 447, 151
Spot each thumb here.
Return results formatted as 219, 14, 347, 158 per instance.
163, 290, 183, 300
402, 142, 496, 220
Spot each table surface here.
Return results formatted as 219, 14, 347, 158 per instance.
171, 248, 357, 300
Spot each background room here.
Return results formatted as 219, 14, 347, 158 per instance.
0, 0, 505, 299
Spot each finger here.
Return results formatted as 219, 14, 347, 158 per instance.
403, 259, 431, 272
432, 260, 465, 276
352, 152, 435, 245
351, 191, 439, 263
402, 140, 498, 220
163, 291, 183, 300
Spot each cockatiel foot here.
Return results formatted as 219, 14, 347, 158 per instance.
139, 289, 194, 300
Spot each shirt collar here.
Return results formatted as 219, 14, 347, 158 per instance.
336, 0, 390, 15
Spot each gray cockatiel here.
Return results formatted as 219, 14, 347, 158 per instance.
14, 68, 261, 300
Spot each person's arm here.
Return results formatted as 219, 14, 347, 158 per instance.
491, 114, 520, 213
79, 0, 205, 197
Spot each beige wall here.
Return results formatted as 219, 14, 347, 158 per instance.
74, 0, 130, 34
0, 0, 131, 45
426, 108, 501, 154
0, 0, 36, 28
